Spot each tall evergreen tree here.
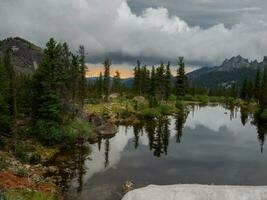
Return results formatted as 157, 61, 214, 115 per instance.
133, 60, 141, 95
164, 61, 172, 100
156, 62, 165, 100
176, 57, 186, 97
103, 59, 111, 101
32, 38, 62, 143
260, 66, 267, 109
149, 66, 157, 107
78, 45, 86, 108
112, 70, 122, 94
255, 69, 262, 103
0, 56, 11, 133
3, 49, 17, 132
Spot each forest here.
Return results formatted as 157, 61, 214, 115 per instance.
1, 38, 267, 200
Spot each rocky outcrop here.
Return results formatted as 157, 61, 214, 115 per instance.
122, 184, 267, 200
0, 37, 42, 75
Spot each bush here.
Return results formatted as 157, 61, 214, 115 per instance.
29, 153, 41, 164
175, 100, 184, 110
259, 109, 267, 121
139, 108, 161, 118
119, 109, 132, 119
15, 166, 28, 177
159, 104, 172, 115
34, 120, 64, 145
169, 95, 177, 101
13, 145, 29, 163
197, 95, 209, 104
63, 119, 94, 141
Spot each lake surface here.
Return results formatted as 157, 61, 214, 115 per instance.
52, 104, 267, 200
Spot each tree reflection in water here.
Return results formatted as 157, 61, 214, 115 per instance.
175, 108, 189, 143
253, 116, 267, 153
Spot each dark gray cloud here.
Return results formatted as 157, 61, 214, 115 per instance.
0, 0, 266, 67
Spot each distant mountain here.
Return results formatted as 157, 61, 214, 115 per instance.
187, 55, 267, 88
87, 77, 134, 87
0, 37, 42, 74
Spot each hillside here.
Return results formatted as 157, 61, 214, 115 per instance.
0, 37, 43, 74
187, 56, 267, 88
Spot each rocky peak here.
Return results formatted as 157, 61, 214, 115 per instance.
0, 37, 43, 75
218, 55, 250, 71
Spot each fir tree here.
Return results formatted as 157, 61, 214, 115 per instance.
103, 59, 111, 101
149, 66, 157, 107
78, 45, 86, 108
164, 61, 172, 100
0, 56, 11, 133
32, 38, 62, 143
255, 69, 262, 103
156, 62, 165, 100
260, 66, 267, 109
176, 57, 186, 97
112, 70, 122, 95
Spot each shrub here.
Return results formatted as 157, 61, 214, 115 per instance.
15, 166, 28, 177
259, 109, 267, 121
159, 104, 172, 115
119, 109, 132, 118
139, 108, 160, 118
14, 146, 29, 163
29, 153, 41, 164
175, 100, 184, 110
34, 120, 64, 145
169, 95, 177, 101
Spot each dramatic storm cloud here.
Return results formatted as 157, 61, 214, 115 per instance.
0, 0, 267, 66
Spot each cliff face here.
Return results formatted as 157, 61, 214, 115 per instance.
0, 37, 43, 75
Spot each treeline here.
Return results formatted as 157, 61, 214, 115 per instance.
0, 38, 88, 144
91, 57, 189, 106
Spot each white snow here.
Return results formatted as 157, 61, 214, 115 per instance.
122, 184, 267, 200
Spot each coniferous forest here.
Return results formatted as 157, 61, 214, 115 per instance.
1, 38, 267, 200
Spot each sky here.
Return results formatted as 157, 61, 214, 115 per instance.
0, 0, 267, 77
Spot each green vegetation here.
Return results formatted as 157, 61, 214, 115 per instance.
2, 190, 58, 200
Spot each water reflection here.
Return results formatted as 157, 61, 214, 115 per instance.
49, 104, 267, 200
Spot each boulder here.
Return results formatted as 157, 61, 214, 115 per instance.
96, 122, 118, 136
122, 184, 267, 200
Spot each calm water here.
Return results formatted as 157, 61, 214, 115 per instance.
51, 104, 267, 200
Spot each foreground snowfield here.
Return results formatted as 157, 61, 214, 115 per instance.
122, 184, 267, 200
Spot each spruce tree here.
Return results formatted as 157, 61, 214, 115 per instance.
176, 57, 186, 97
112, 70, 122, 94
149, 66, 157, 107
32, 38, 62, 143
260, 66, 267, 109
133, 60, 141, 95
0, 56, 11, 133
255, 69, 262, 103
78, 45, 86, 108
103, 59, 111, 101
164, 61, 172, 100
156, 62, 165, 100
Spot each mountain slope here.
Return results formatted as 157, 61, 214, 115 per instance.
187, 56, 267, 88
0, 37, 43, 74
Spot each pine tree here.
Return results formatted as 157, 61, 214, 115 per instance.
164, 61, 172, 100
4, 48, 17, 132
133, 60, 141, 95
32, 38, 62, 143
255, 69, 262, 103
0, 56, 11, 133
156, 62, 165, 100
149, 66, 157, 107
241, 78, 249, 100
112, 70, 122, 94
96, 72, 104, 98
103, 59, 111, 101
260, 66, 267, 109
78, 45, 86, 108
176, 57, 186, 97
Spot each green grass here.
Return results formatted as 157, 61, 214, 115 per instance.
3, 190, 58, 200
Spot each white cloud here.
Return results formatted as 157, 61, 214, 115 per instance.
0, 0, 266, 65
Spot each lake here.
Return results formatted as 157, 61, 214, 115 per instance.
50, 104, 267, 200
